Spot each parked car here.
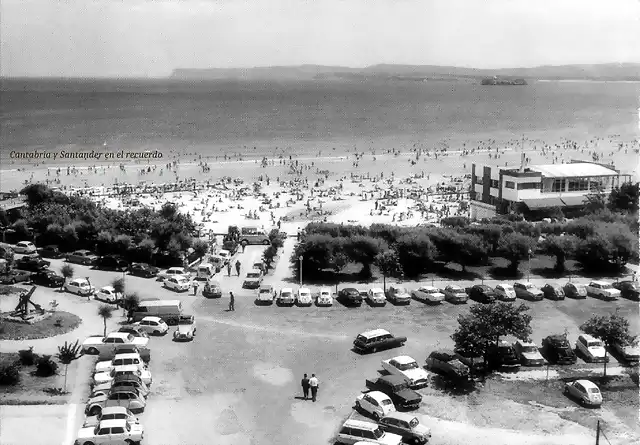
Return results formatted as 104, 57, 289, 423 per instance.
66, 249, 98, 265
13, 241, 37, 254
242, 270, 263, 289
353, 329, 407, 354
94, 365, 152, 387
96, 255, 129, 271
96, 286, 122, 304
486, 340, 521, 371
30, 269, 64, 287
386, 286, 411, 305
563, 380, 602, 407
173, 314, 196, 341
453, 352, 487, 375
85, 389, 147, 415
164, 276, 191, 292
564, 282, 588, 299
157, 266, 190, 282
37, 245, 64, 259
339, 287, 363, 306
15, 256, 50, 272
132, 316, 168, 336
442, 285, 468, 304
542, 334, 577, 365
82, 406, 140, 428
336, 418, 403, 445
277, 287, 296, 306
95, 353, 147, 374
425, 349, 470, 379
612, 280, 640, 300
64, 278, 95, 296
541, 283, 565, 300
252, 261, 265, 273
203, 279, 222, 298
366, 288, 387, 306
296, 287, 313, 306
364, 375, 422, 411
586, 280, 621, 301
256, 284, 275, 304
513, 340, 545, 366
467, 284, 497, 304
411, 285, 444, 304
494, 283, 516, 301
217, 249, 231, 264
381, 356, 429, 389
513, 282, 544, 301
98, 344, 150, 363
576, 334, 608, 363
378, 412, 432, 445
355, 391, 396, 420
82, 333, 149, 356
75, 418, 144, 445
128, 263, 159, 278
91, 375, 150, 399
316, 287, 333, 306
612, 339, 640, 363
117, 326, 149, 339
0, 269, 32, 284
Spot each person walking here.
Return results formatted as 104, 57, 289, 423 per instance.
227, 262, 232, 277
235, 260, 241, 276
228, 291, 235, 311
309, 374, 319, 402
301, 374, 310, 400
242, 242, 246, 253
193, 281, 199, 296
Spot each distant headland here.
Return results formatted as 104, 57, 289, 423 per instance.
481, 77, 528, 85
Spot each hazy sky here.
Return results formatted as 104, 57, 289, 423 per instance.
2, 0, 639, 77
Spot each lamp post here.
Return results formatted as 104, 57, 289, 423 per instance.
527, 249, 532, 282
299, 255, 303, 287
121, 269, 126, 316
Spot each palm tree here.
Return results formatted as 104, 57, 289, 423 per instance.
97, 304, 114, 337
60, 264, 74, 291
122, 292, 140, 322
56, 340, 82, 392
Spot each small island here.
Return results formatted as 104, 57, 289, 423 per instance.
481, 77, 528, 85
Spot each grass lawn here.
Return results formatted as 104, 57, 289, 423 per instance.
0, 352, 70, 404
0, 311, 81, 340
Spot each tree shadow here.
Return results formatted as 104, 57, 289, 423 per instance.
530, 267, 573, 279
487, 266, 523, 280
282, 270, 376, 286
431, 264, 483, 281
429, 374, 478, 396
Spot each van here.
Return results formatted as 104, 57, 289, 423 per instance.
197, 263, 214, 279
132, 300, 182, 325
336, 418, 402, 445
240, 227, 270, 246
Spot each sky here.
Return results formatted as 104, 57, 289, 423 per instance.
1, 0, 640, 78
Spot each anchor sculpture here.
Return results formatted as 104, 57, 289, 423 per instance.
13, 286, 43, 319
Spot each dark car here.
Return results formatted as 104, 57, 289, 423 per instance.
467, 285, 497, 304
454, 352, 487, 375
30, 270, 65, 287
0, 269, 32, 284
353, 329, 407, 354
425, 349, 470, 379
15, 257, 50, 272
96, 255, 129, 271
338, 287, 363, 306
365, 375, 422, 410
541, 283, 565, 300
37, 245, 64, 259
487, 341, 521, 371
378, 412, 432, 445
128, 263, 159, 278
542, 334, 578, 365
66, 250, 98, 265
612, 280, 640, 300
117, 326, 149, 338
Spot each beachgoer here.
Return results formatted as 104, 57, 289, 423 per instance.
301, 374, 310, 400
309, 374, 319, 402
193, 282, 199, 296
235, 260, 241, 276
229, 292, 235, 311
227, 262, 232, 276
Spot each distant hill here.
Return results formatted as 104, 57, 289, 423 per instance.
171, 63, 640, 81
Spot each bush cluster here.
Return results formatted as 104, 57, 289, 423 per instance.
18, 347, 38, 366
35, 355, 58, 377
262, 229, 286, 271
0, 362, 21, 385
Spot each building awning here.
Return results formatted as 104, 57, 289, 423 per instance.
522, 195, 587, 209
529, 163, 618, 178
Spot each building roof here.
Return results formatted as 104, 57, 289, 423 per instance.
529, 163, 618, 178
522, 195, 587, 209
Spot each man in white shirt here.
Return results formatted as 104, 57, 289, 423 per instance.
309, 374, 319, 402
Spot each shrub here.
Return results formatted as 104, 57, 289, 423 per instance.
0, 363, 21, 385
35, 355, 58, 377
18, 346, 38, 366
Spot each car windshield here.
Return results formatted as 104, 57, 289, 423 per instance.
259, 289, 271, 294
246, 273, 260, 278
522, 346, 538, 353
601, 284, 613, 289
282, 292, 291, 297
372, 428, 384, 439
524, 284, 535, 289
395, 288, 408, 294
409, 418, 419, 428
588, 388, 600, 394
381, 399, 393, 406
588, 341, 603, 348
424, 288, 437, 294
397, 361, 419, 371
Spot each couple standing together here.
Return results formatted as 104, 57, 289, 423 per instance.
301, 373, 319, 402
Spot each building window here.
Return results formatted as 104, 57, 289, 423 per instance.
475, 177, 483, 185
552, 179, 566, 192
567, 178, 589, 192
490, 179, 499, 188
517, 182, 541, 190
505, 181, 515, 189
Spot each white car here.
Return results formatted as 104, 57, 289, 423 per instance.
381, 356, 429, 388
257, 284, 275, 304
563, 380, 602, 407
82, 406, 140, 428
367, 288, 387, 306
316, 287, 333, 306
277, 287, 296, 305
94, 364, 152, 387
82, 333, 149, 356
14, 241, 37, 254
217, 249, 231, 264
64, 278, 95, 297
95, 353, 147, 374
586, 281, 621, 301
386, 286, 411, 305
133, 316, 169, 336
411, 286, 444, 304
296, 287, 313, 306
494, 283, 516, 301
157, 266, 190, 282
355, 391, 396, 421
164, 276, 191, 292
96, 286, 122, 304
173, 315, 196, 341
75, 419, 144, 445
576, 334, 608, 363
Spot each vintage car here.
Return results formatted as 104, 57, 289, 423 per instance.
15, 256, 50, 272
356, 391, 396, 420
612, 280, 640, 300
163, 276, 191, 292
256, 284, 275, 304
132, 316, 169, 336
64, 278, 95, 297
157, 266, 190, 282
425, 349, 470, 379
541, 283, 565, 300
381, 356, 429, 389
117, 326, 149, 339
0, 269, 32, 284
378, 412, 432, 445
66, 249, 98, 265
365, 375, 422, 411
242, 270, 263, 289
75, 419, 144, 445
612, 340, 640, 363
96, 286, 122, 304
576, 334, 608, 363
336, 419, 403, 445
513, 282, 544, 301
96, 255, 129, 272
173, 315, 196, 341
467, 285, 497, 304
37, 245, 64, 259
203, 279, 222, 298
95, 353, 147, 374
442, 285, 468, 304
13, 241, 37, 254
82, 332, 149, 356
353, 329, 407, 354
97, 344, 150, 363
277, 287, 296, 306
338, 287, 363, 306
563, 380, 602, 407
366, 288, 387, 306
513, 340, 545, 366
30, 270, 65, 287
82, 406, 140, 428
586, 280, 621, 301
563, 282, 588, 299
494, 283, 516, 301
486, 340, 521, 371
316, 287, 333, 306
94, 364, 152, 387
128, 263, 159, 278
411, 286, 444, 304
386, 286, 411, 305
85, 389, 147, 416
542, 334, 577, 365
296, 287, 313, 306
91, 374, 150, 399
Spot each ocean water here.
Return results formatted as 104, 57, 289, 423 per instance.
0, 79, 638, 165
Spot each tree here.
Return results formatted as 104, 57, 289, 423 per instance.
192, 239, 209, 259
540, 235, 579, 273
262, 245, 278, 271
60, 264, 75, 290
111, 277, 125, 300
344, 235, 387, 278
374, 250, 402, 292
609, 182, 639, 212
452, 233, 488, 272
580, 312, 635, 377
497, 232, 536, 275
122, 292, 140, 322
20, 184, 53, 207
575, 235, 612, 272
97, 304, 114, 337
395, 232, 438, 278
56, 340, 82, 392
583, 185, 607, 214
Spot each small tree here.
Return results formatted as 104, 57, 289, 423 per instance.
60, 264, 75, 290
262, 245, 278, 271
56, 340, 82, 392
111, 277, 125, 297
540, 235, 579, 273
497, 232, 536, 275
98, 304, 114, 337
192, 239, 209, 259
374, 250, 402, 292
580, 312, 635, 377
122, 292, 140, 322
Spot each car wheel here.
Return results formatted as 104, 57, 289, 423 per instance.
563, 387, 569, 395
89, 406, 101, 416
371, 346, 378, 353
87, 347, 99, 355
10, 278, 15, 284
373, 412, 380, 421
83, 442, 95, 445
580, 398, 586, 406
355, 401, 361, 410
153, 330, 159, 335
263, 240, 270, 245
